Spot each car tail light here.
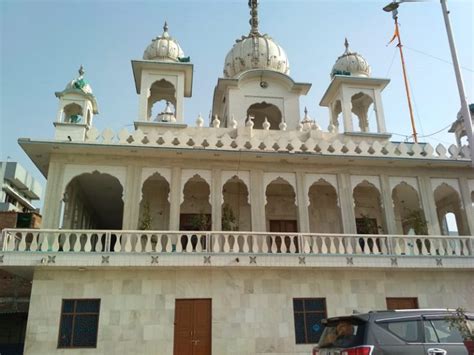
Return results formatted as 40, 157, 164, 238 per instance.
312, 349, 319, 355
341, 346, 373, 355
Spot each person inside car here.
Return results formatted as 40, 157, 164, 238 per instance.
333, 321, 356, 347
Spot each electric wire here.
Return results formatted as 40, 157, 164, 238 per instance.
404, 45, 473, 73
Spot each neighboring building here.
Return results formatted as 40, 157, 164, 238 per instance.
0, 162, 42, 213
1, 2, 473, 355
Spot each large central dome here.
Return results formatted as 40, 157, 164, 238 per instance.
223, 1, 290, 78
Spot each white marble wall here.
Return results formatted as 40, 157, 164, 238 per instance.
25, 268, 474, 355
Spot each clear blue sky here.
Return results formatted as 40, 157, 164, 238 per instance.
1, 0, 473, 208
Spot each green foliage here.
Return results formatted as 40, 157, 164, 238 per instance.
445, 307, 474, 341
191, 213, 211, 231
222, 204, 238, 231
139, 201, 152, 230
403, 209, 428, 235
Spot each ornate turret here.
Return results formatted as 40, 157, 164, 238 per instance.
143, 22, 187, 62
331, 38, 371, 78
54, 66, 99, 141
223, 0, 289, 78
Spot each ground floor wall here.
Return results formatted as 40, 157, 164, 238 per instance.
24, 268, 474, 355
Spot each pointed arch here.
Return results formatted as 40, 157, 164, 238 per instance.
353, 180, 386, 234
434, 182, 468, 236
247, 102, 282, 130
139, 172, 170, 230
222, 175, 251, 231
179, 174, 211, 231
392, 182, 426, 235
308, 179, 342, 233
265, 177, 298, 232
62, 171, 124, 229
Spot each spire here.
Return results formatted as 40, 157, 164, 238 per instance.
344, 38, 350, 54
162, 21, 169, 38
248, 0, 260, 36
78, 65, 85, 77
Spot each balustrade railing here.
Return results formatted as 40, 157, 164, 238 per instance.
1, 229, 473, 257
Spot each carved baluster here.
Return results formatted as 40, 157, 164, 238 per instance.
337, 237, 345, 254
30, 233, 39, 251
302, 236, 310, 254
454, 239, 461, 256
40, 234, 49, 252
242, 235, 249, 253
211, 234, 218, 253
329, 237, 336, 254
393, 238, 401, 255
290, 236, 297, 254
144, 234, 151, 252
176, 234, 184, 253
83, 234, 91, 252
196, 235, 203, 252
345, 237, 353, 255
222, 234, 230, 253
379, 237, 387, 254
355, 237, 363, 254
95, 234, 103, 252
62, 233, 70, 252
321, 237, 328, 254
123, 234, 131, 252
446, 239, 453, 255
18, 233, 26, 252
270, 236, 277, 253
186, 235, 193, 252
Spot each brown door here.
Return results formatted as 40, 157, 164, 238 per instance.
386, 297, 418, 310
174, 299, 211, 355
269, 220, 298, 232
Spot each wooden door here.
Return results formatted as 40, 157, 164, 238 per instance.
174, 299, 211, 355
386, 297, 418, 310
269, 220, 298, 232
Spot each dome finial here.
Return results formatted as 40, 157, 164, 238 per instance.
163, 21, 168, 33
344, 38, 350, 53
78, 65, 85, 77
248, 0, 260, 36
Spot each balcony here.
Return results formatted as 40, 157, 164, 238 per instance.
1, 229, 473, 270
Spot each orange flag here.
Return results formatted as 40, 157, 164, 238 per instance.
387, 26, 399, 46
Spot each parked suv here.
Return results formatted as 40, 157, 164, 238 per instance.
313, 309, 473, 355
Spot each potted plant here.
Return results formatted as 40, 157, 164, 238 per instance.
446, 307, 474, 354
139, 201, 153, 230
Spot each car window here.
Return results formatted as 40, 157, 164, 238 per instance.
379, 320, 423, 342
318, 318, 366, 348
424, 320, 463, 343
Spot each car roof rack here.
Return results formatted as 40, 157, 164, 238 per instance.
369, 309, 458, 313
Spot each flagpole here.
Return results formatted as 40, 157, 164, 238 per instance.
440, 0, 474, 166
393, 14, 418, 143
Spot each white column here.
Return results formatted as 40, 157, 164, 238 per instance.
42, 160, 65, 229
337, 174, 356, 234
459, 177, 474, 235
250, 170, 265, 232
296, 172, 310, 233
138, 88, 150, 121
211, 169, 222, 231
122, 166, 142, 230
418, 176, 442, 235
373, 89, 387, 133
380, 175, 398, 235
341, 89, 354, 133
169, 167, 182, 230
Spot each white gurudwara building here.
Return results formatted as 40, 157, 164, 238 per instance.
1, 1, 474, 354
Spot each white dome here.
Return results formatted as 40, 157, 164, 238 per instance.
331, 39, 371, 78
143, 22, 185, 62
65, 66, 93, 95
223, 34, 290, 78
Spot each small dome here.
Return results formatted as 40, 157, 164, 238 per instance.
331, 38, 371, 79
223, 34, 289, 78
143, 22, 185, 62
65, 66, 93, 95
